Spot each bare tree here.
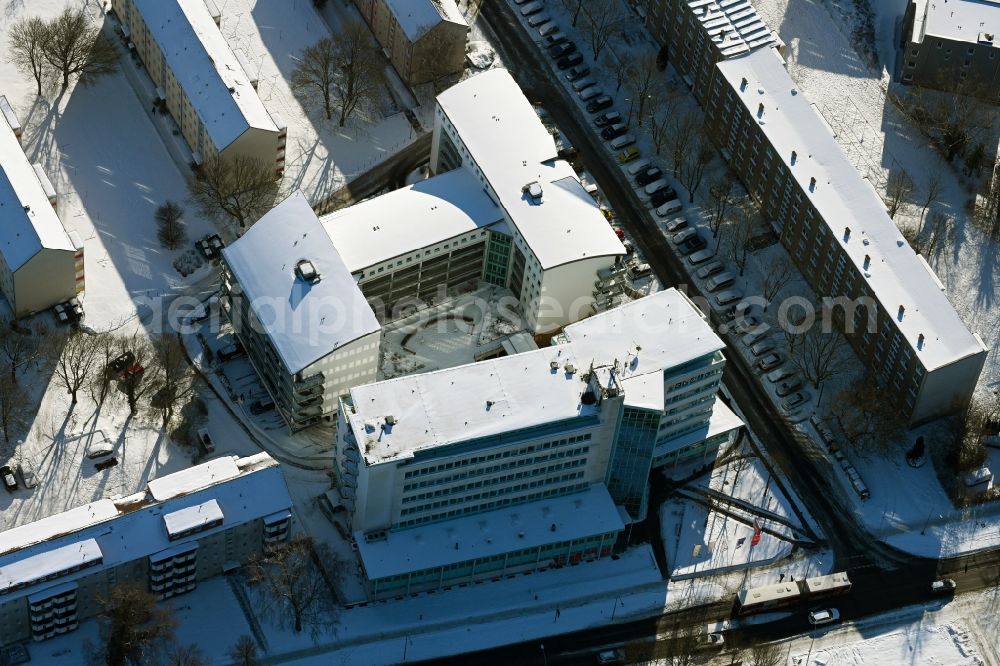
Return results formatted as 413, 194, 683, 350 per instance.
665, 109, 699, 173
677, 133, 713, 203
581, 0, 626, 60
830, 376, 907, 459
149, 334, 197, 427
558, 0, 587, 26
41, 8, 119, 90
88, 331, 122, 408
919, 171, 944, 223
8, 16, 49, 96
246, 536, 339, 635
291, 37, 336, 121
329, 21, 384, 127
187, 154, 279, 231
783, 316, 847, 399
706, 172, 737, 249
645, 91, 682, 156
166, 644, 207, 666
924, 210, 954, 256
727, 200, 755, 276
744, 641, 784, 666
623, 53, 664, 127
0, 321, 44, 381
757, 256, 795, 308
0, 375, 30, 448
115, 332, 157, 417
883, 169, 913, 219
156, 200, 187, 250
51, 330, 98, 405
412, 31, 463, 92
94, 583, 176, 666
973, 161, 1000, 239
228, 636, 260, 666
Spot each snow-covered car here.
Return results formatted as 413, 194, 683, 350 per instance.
782, 392, 810, 411
608, 134, 636, 150
549, 41, 576, 59
715, 290, 743, 306
679, 236, 707, 254
1, 465, 17, 492
520, 1, 545, 17
672, 227, 697, 245
665, 217, 689, 234
767, 366, 796, 383
695, 633, 725, 649
597, 649, 625, 664
757, 352, 783, 371
931, 579, 957, 594
625, 157, 650, 174
750, 340, 776, 357
587, 96, 614, 113
544, 32, 568, 48
706, 272, 736, 292
86, 439, 115, 461
732, 315, 762, 334
617, 146, 640, 163
654, 197, 683, 215
557, 52, 583, 70
527, 12, 550, 27
808, 608, 840, 626
687, 249, 714, 266
697, 261, 724, 279
776, 378, 803, 397
18, 458, 38, 489
565, 64, 590, 81
741, 329, 769, 346
539, 22, 560, 37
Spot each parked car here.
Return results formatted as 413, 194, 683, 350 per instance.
18, 458, 38, 489
629, 262, 652, 279
782, 392, 810, 411
197, 428, 215, 454
595, 110, 622, 127
597, 648, 625, 664
679, 236, 707, 254
652, 193, 682, 210
565, 64, 590, 81
625, 157, 650, 174
608, 134, 635, 150
617, 146, 640, 163
695, 633, 725, 649
527, 12, 550, 27
572, 76, 596, 92
557, 52, 583, 70
931, 579, 957, 594
587, 95, 614, 113
671, 227, 697, 245
776, 378, 803, 397
687, 248, 714, 265
767, 366, 796, 383
697, 261, 724, 279
539, 22, 560, 37
664, 217, 688, 233
251, 397, 275, 415
1, 465, 17, 492
601, 123, 628, 140
94, 456, 119, 471
520, 1, 544, 16
757, 352, 784, 371
741, 329, 768, 346
579, 85, 602, 101
196, 234, 225, 260
750, 340, 775, 356
643, 178, 671, 197
732, 315, 762, 334
706, 271, 736, 292
107, 350, 136, 379
549, 42, 576, 58
808, 608, 840, 626
635, 167, 663, 187
715, 289, 743, 306
86, 439, 115, 461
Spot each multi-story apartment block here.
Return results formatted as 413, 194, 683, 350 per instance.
111, 0, 286, 176
900, 0, 999, 100
223, 69, 625, 431
0, 112, 83, 318
221, 191, 382, 432
0, 454, 292, 644
353, 0, 469, 87
335, 289, 742, 597
631, 0, 780, 106
702, 48, 987, 424
431, 68, 626, 333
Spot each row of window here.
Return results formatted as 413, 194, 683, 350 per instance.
402, 455, 588, 501
399, 472, 586, 516
402, 433, 593, 480
395, 482, 588, 529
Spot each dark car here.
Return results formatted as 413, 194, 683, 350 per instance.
586, 95, 613, 113
600, 123, 627, 140
549, 42, 576, 58
557, 52, 583, 70
594, 111, 622, 128
680, 235, 707, 254
94, 457, 119, 472
650, 188, 679, 207
107, 351, 136, 380
564, 65, 590, 81
1, 465, 16, 492
635, 167, 663, 187
544, 33, 567, 48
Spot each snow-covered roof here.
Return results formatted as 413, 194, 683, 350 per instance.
384, 0, 467, 41
687, 0, 779, 56
435, 69, 625, 270
915, 0, 999, 44
322, 168, 505, 273
346, 290, 724, 464
148, 457, 239, 501
0, 539, 102, 594
0, 120, 75, 273
355, 484, 623, 579
130, 0, 277, 152
0, 455, 290, 603
222, 191, 380, 375
716, 49, 987, 372
162, 499, 224, 537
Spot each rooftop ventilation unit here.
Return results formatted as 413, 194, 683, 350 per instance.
385, 414, 396, 426
523, 181, 543, 204
564, 363, 576, 374
550, 360, 560, 370
898, 305, 905, 320
295, 259, 320, 284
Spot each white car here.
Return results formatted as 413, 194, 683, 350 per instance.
808, 608, 840, 626
18, 458, 38, 489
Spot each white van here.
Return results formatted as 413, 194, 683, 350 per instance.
573, 77, 596, 92
579, 86, 602, 101
643, 178, 670, 196
626, 158, 651, 176
609, 135, 635, 150
656, 199, 683, 216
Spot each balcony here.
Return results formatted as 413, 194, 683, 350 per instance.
294, 371, 324, 389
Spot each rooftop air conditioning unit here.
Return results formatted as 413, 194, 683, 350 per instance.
385, 415, 396, 426
564, 363, 576, 374
295, 259, 321, 284
523, 181, 543, 204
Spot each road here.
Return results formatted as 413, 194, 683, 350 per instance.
424, 2, 1000, 664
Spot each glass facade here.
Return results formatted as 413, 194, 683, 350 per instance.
483, 232, 513, 286
606, 406, 660, 521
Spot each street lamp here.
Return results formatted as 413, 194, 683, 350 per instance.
540, 642, 548, 666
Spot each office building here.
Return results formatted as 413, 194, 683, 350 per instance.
0, 454, 292, 644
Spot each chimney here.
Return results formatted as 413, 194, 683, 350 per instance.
791, 150, 797, 165
898, 305, 905, 320
863, 254, 870, 270
917, 333, 925, 350
740, 77, 748, 91
809, 177, 816, 192
757, 102, 765, 118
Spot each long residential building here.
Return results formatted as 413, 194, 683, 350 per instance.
0, 454, 292, 644
631, 0, 781, 105
900, 0, 1000, 99
335, 289, 742, 598
111, 0, 286, 175
0, 110, 83, 318
353, 0, 469, 87
702, 47, 987, 424
222, 69, 624, 431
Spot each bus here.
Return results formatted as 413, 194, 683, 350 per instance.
737, 571, 852, 615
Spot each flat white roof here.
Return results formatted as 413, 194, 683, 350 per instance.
0, 455, 291, 603
131, 0, 277, 151
222, 192, 380, 374
162, 498, 224, 536
356, 485, 622, 579
0, 539, 102, 593
347, 290, 724, 464
435, 69, 625, 270
384, 0, 467, 41
322, 168, 505, 273
0, 121, 75, 273
687, 0, 779, 57
148, 457, 239, 501
716, 49, 986, 371
916, 0, 999, 44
